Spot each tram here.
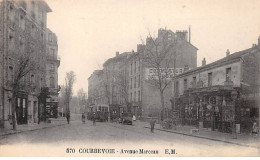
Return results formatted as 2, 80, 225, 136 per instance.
87, 105, 109, 122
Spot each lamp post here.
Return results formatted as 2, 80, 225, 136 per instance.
231, 90, 238, 139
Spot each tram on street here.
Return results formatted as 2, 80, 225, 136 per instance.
87, 105, 109, 122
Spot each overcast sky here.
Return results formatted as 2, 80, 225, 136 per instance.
45, 0, 260, 96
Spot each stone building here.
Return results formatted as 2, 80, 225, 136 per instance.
172, 38, 260, 133
0, 0, 58, 128
45, 28, 60, 118
127, 28, 198, 119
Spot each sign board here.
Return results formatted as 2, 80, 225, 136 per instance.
145, 68, 186, 80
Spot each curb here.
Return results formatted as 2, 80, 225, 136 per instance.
144, 126, 259, 149
0, 123, 67, 137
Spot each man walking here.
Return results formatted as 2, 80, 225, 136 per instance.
150, 118, 156, 133
82, 112, 86, 124
66, 111, 70, 124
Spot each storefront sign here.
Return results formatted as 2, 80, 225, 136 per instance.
145, 68, 186, 80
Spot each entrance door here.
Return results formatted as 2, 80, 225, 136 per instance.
16, 98, 28, 125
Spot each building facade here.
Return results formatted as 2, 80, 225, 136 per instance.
127, 28, 198, 119
172, 39, 260, 133
45, 28, 60, 118
0, 0, 58, 128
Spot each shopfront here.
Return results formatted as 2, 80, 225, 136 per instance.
176, 86, 239, 133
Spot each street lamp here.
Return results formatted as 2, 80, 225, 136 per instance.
231, 90, 238, 139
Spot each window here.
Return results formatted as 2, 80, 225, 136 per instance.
19, 36, 25, 52
8, 29, 14, 50
138, 75, 140, 87
30, 74, 35, 84
130, 78, 132, 89
175, 81, 179, 96
50, 77, 55, 88
208, 72, 212, 86
134, 92, 136, 102
51, 63, 54, 71
8, 66, 14, 82
134, 61, 136, 73
130, 63, 133, 75
134, 76, 136, 88
226, 67, 231, 81
49, 33, 52, 42
184, 79, 188, 90
138, 90, 141, 101
8, 4, 15, 28
50, 48, 55, 58
130, 92, 132, 102
192, 76, 196, 88
19, 14, 25, 30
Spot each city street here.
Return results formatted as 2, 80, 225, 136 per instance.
0, 117, 259, 156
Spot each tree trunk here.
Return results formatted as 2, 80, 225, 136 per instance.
11, 94, 17, 130
160, 90, 165, 121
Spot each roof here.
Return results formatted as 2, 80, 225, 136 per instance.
38, 0, 52, 12
103, 52, 132, 67
177, 45, 258, 77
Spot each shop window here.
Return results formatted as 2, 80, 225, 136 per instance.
226, 67, 231, 82
208, 72, 212, 86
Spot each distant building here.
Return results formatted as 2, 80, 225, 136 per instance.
127, 28, 198, 118
172, 38, 260, 133
0, 0, 58, 128
45, 29, 60, 118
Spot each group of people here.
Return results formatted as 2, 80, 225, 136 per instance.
81, 112, 96, 125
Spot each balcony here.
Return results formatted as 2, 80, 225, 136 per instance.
224, 80, 234, 86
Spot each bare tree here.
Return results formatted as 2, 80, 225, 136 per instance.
64, 71, 76, 114
142, 31, 177, 120
9, 52, 37, 130
77, 88, 87, 113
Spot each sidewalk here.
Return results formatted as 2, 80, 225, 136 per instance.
0, 117, 67, 137
133, 120, 260, 148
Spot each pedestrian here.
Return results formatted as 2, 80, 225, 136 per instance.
252, 120, 258, 135
150, 118, 156, 133
82, 112, 86, 124
93, 113, 96, 125
66, 111, 70, 124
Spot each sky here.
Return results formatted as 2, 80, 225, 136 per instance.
45, 0, 260, 96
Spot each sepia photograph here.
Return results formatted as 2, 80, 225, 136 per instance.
0, 0, 259, 157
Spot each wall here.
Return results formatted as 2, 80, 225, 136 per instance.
174, 60, 241, 96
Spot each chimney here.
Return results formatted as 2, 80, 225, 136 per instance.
116, 51, 119, 56
202, 58, 206, 66
258, 36, 260, 46
226, 49, 230, 57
